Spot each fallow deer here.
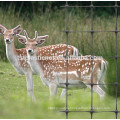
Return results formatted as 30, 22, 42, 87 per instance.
17, 30, 108, 98
0, 24, 36, 101
0, 24, 80, 100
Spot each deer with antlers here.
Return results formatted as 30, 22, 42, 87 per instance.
0, 24, 80, 100
17, 30, 108, 98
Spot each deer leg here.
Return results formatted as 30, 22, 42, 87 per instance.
25, 70, 35, 101
92, 67, 105, 98
49, 83, 58, 98
86, 84, 105, 98
93, 85, 105, 98
83, 77, 105, 98
60, 88, 66, 98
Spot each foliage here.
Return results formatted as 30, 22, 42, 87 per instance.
0, 1, 120, 17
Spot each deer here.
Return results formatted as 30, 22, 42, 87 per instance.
17, 30, 108, 98
0, 24, 36, 101
0, 24, 80, 100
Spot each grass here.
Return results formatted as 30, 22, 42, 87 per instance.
0, 5, 120, 118
0, 61, 120, 119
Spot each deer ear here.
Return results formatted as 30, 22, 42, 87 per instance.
14, 29, 22, 35
18, 38, 26, 44
16, 34, 26, 44
0, 28, 3, 34
37, 39, 45, 45
36, 35, 48, 45
0, 25, 6, 34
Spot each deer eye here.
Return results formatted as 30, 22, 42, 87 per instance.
35, 43, 38, 46
12, 33, 15, 36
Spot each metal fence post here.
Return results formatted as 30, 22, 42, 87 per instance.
60, 1, 120, 119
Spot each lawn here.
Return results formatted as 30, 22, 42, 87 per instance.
0, 61, 120, 119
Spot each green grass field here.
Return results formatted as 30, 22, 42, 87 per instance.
0, 62, 120, 119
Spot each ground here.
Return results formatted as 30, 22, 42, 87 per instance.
0, 61, 120, 119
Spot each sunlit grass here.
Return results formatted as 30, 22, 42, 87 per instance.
0, 62, 120, 119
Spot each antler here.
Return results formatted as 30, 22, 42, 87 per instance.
37, 35, 49, 39
24, 30, 29, 39
35, 31, 38, 40
35, 31, 48, 40
16, 34, 27, 40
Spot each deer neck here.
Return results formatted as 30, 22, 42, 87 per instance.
6, 41, 18, 65
28, 52, 43, 75
28, 52, 49, 86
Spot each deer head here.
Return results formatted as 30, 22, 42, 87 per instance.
0, 24, 22, 44
17, 30, 48, 55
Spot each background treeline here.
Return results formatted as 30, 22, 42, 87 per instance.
0, 1, 120, 17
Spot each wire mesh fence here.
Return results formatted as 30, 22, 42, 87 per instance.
60, 1, 120, 119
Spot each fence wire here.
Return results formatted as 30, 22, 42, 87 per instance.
60, 1, 120, 119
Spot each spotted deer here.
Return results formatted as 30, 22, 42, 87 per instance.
17, 31, 108, 98
0, 24, 36, 101
0, 24, 80, 100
